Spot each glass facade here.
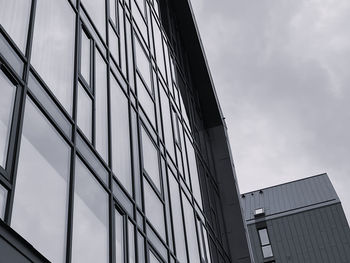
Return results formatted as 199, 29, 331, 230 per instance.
0, 0, 237, 263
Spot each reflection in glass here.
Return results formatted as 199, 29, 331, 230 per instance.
137, 232, 145, 263
262, 245, 273, 258
128, 220, 136, 263
81, 0, 106, 40
149, 250, 161, 263
109, 25, 119, 63
258, 228, 270, 246
77, 83, 92, 141
80, 29, 91, 85
95, 50, 109, 162
31, 0, 75, 114
144, 180, 166, 240
12, 98, 70, 263
0, 0, 31, 52
110, 73, 132, 193
115, 210, 124, 263
159, 86, 175, 159
137, 76, 156, 127
152, 16, 165, 78
0, 184, 7, 220
135, 38, 151, 90
168, 172, 187, 263
72, 157, 109, 263
182, 193, 200, 263
185, 134, 202, 207
141, 127, 160, 190
0, 70, 16, 168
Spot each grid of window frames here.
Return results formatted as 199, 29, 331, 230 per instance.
0, 0, 231, 262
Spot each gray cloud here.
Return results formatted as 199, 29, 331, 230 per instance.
191, 0, 350, 221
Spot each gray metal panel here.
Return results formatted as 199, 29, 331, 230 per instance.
248, 204, 350, 263
241, 174, 339, 221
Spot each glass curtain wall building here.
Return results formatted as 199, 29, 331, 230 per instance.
0, 0, 251, 262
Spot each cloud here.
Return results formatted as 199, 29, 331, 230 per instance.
191, 0, 350, 221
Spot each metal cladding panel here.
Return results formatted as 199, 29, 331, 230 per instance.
241, 174, 339, 221
248, 204, 350, 263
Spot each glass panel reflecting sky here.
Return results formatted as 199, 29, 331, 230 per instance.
262, 245, 273, 258
0, 0, 31, 52
81, 0, 106, 40
0, 184, 7, 220
141, 127, 161, 190
258, 229, 270, 246
95, 49, 109, 162
77, 83, 92, 141
12, 98, 70, 263
144, 180, 166, 240
31, 0, 75, 114
0, 70, 16, 168
115, 210, 124, 263
80, 29, 91, 85
72, 157, 109, 263
110, 73, 132, 193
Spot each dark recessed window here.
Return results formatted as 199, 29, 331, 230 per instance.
0, 183, 7, 220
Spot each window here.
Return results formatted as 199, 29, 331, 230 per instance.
110, 73, 132, 193
135, 37, 151, 90
141, 127, 161, 190
80, 28, 91, 86
0, 0, 31, 52
258, 228, 273, 258
149, 250, 161, 263
115, 209, 125, 263
95, 49, 109, 162
144, 180, 166, 240
168, 171, 187, 263
77, 82, 93, 141
182, 193, 200, 263
31, 0, 75, 115
81, 0, 106, 40
11, 98, 70, 263
0, 184, 7, 220
0, 70, 16, 169
72, 157, 109, 263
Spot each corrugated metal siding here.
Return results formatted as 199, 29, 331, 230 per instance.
248, 204, 350, 263
241, 174, 338, 221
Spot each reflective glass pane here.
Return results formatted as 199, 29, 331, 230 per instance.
159, 86, 175, 159
109, 25, 119, 63
186, 134, 202, 207
0, 70, 16, 168
262, 245, 273, 258
137, 76, 156, 127
109, 0, 117, 26
182, 193, 200, 263
81, 0, 106, 40
12, 98, 70, 263
95, 50, 109, 162
72, 157, 109, 263
152, 16, 165, 78
168, 173, 187, 263
141, 127, 160, 190
258, 228, 270, 246
149, 250, 161, 263
137, 232, 145, 263
128, 220, 136, 263
77, 83, 92, 141
115, 210, 124, 263
0, 184, 7, 220
110, 73, 132, 193
81, 29, 91, 85
135, 38, 151, 90
0, 0, 31, 52
144, 180, 165, 240
31, 0, 75, 114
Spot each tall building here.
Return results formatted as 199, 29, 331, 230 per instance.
0, 0, 251, 262
241, 173, 350, 263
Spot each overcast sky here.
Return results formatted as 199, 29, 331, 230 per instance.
190, 0, 350, 222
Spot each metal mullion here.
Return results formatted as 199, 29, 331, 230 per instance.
5, 0, 37, 226
0, 55, 26, 86
92, 41, 96, 147
65, 0, 80, 260
0, 175, 11, 190
0, 27, 27, 63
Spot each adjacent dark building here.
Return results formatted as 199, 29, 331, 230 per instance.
0, 0, 251, 262
241, 173, 350, 263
